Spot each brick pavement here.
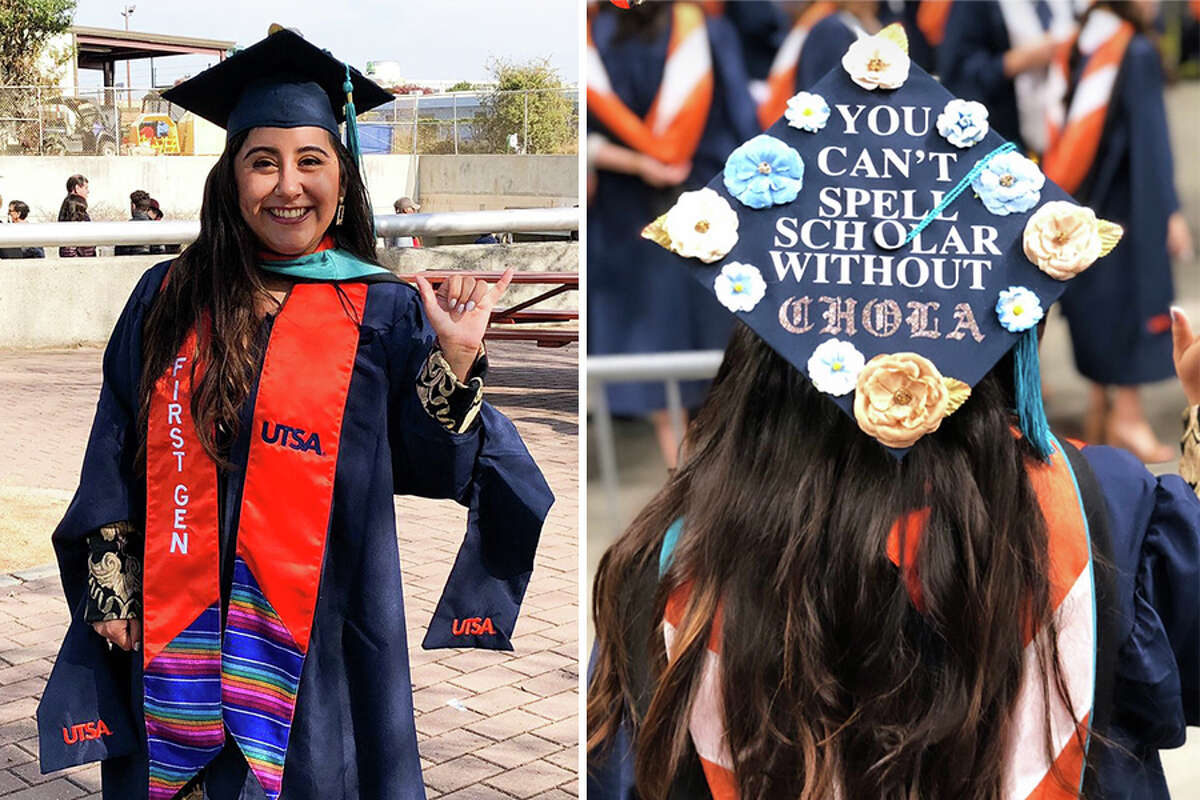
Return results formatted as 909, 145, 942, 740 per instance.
0, 342, 579, 799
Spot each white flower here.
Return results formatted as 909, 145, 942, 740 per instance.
662, 188, 740, 263
937, 99, 989, 148
841, 33, 910, 91
784, 91, 831, 132
713, 262, 766, 312
995, 286, 1045, 333
807, 338, 865, 397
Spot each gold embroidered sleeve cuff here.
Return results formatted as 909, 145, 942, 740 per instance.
1180, 406, 1200, 495
415, 346, 487, 434
85, 521, 143, 622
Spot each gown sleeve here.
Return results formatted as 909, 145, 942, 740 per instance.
382, 285, 554, 651
936, 3, 1008, 104
39, 263, 169, 774
1080, 443, 1199, 755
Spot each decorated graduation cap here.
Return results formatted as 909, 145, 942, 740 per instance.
161, 25, 393, 165
645, 25, 1122, 459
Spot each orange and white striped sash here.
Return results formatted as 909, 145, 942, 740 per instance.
587, 2, 714, 166
1043, 10, 1135, 196
756, 1, 836, 129
663, 437, 1096, 800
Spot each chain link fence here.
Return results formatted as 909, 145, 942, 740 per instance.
0, 86, 578, 157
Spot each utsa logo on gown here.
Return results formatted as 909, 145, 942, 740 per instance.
260, 421, 325, 456
62, 720, 112, 745
663, 435, 1097, 800
143, 282, 367, 800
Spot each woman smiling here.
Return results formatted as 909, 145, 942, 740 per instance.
36, 28, 552, 800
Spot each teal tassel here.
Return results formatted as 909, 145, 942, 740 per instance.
342, 65, 363, 171
342, 64, 373, 236
1014, 327, 1053, 461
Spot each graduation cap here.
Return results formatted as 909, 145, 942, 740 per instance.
161, 26, 393, 161
644, 25, 1122, 459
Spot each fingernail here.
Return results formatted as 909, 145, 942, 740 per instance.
456, 303, 466, 314
134, 643, 141, 651
465, 301, 476, 311
1171, 306, 1184, 321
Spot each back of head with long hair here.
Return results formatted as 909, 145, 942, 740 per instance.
136, 129, 379, 466
589, 323, 1086, 800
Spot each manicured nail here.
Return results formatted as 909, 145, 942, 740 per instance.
134, 643, 141, 651
465, 301, 476, 312
1171, 306, 1184, 320
456, 303, 467, 314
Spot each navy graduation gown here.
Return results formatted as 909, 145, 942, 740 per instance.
587, 10, 758, 415
795, 14, 861, 92
937, 1, 1026, 151
587, 440, 1199, 799
720, 0, 790, 81
40, 261, 553, 800
1059, 35, 1180, 386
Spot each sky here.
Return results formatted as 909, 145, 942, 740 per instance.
71, 0, 580, 90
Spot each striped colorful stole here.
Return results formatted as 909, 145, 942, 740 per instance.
587, 2, 714, 166
1042, 10, 1134, 196
662, 435, 1096, 799
757, 1, 836, 129
144, 282, 367, 800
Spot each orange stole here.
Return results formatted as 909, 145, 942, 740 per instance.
587, 3, 714, 166
757, 1, 836, 129
1042, 20, 1135, 196
665, 438, 1095, 799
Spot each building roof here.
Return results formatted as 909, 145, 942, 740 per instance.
69, 26, 235, 68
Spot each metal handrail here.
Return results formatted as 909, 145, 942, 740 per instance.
588, 350, 724, 533
0, 207, 579, 247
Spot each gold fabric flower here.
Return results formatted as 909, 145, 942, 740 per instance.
853, 352, 949, 448
1022, 201, 1122, 280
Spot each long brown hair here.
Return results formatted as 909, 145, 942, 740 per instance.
589, 323, 1087, 799
136, 129, 379, 466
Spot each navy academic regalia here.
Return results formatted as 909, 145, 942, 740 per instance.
1058, 35, 1181, 386
717, 0, 790, 82
795, 13, 862, 92
587, 5, 759, 415
938, 1, 1026, 150
588, 441, 1200, 800
39, 262, 552, 799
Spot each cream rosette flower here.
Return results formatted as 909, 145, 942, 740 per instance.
807, 338, 865, 396
1023, 200, 1122, 280
853, 353, 949, 448
659, 188, 740, 263
784, 91, 831, 132
713, 262, 767, 312
841, 33, 910, 91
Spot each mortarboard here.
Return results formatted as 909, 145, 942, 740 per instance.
645, 26, 1122, 459
161, 26, 393, 160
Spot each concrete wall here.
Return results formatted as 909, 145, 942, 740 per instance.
0, 154, 419, 224
0, 242, 577, 348
416, 155, 578, 212
0, 153, 576, 225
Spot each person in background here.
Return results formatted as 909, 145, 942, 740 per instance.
57, 173, 88, 222
58, 194, 95, 258
796, 1, 883, 90
587, 0, 759, 469
387, 196, 422, 248
114, 190, 153, 256
1047, 0, 1195, 463
145, 197, 181, 255
938, 0, 1076, 155
0, 199, 44, 259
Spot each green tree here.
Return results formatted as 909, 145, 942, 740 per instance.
473, 57, 576, 155
447, 80, 475, 93
0, 0, 75, 84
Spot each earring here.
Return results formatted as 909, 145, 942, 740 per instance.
335, 198, 345, 226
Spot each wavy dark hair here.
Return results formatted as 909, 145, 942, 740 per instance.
589, 323, 1088, 800
136, 128, 379, 465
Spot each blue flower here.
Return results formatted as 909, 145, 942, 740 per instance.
995, 286, 1044, 332
971, 151, 1045, 216
723, 135, 804, 209
936, 99, 989, 149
